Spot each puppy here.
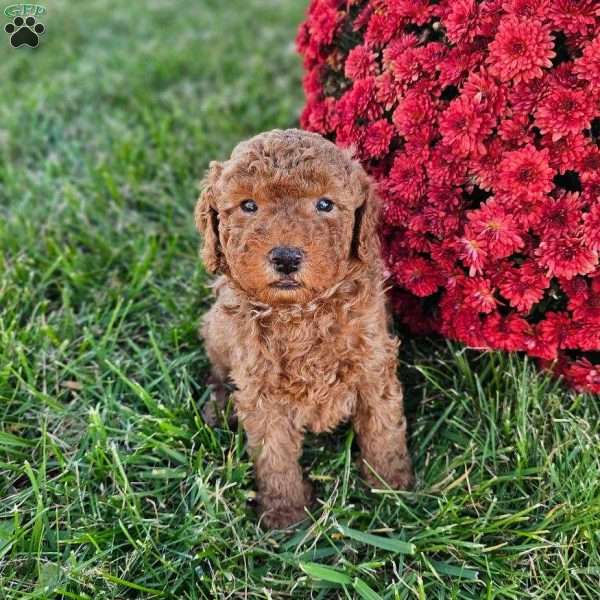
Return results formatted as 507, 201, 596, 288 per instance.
195, 129, 413, 528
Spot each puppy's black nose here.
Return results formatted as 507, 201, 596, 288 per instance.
269, 246, 303, 275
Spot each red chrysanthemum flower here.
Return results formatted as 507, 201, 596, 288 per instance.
410, 204, 461, 238
338, 77, 382, 122
306, 1, 341, 46
375, 71, 401, 110
497, 261, 550, 312
535, 192, 582, 238
565, 320, 600, 350
535, 86, 595, 141
462, 276, 498, 313
499, 191, 546, 229
484, 312, 530, 351
509, 76, 549, 116
364, 11, 403, 47
536, 235, 598, 279
445, 0, 479, 44
498, 114, 530, 148
393, 86, 436, 142
574, 36, 600, 87
578, 143, 600, 182
440, 287, 490, 347
570, 286, 600, 324
394, 0, 433, 25
537, 311, 572, 350
345, 45, 378, 80
502, 0, 549, 18
549, 62, 586, 90
487, 17, 555, 83
393, 256, 445, 297
463, 68, 507, 114
581, 175, 600, 208
388, 153, 427, 203
466, 199, 524, 258
381, 33, 419, 67
469, 138, 504, 191
300, 96, 337, 134
541, 133, 587, 174
477, 0, 504, 38
362, 119, 395, 158
439, 95, 495, 157
547, 0, 599, 35
564, 359, 600, 394
427, 146, 468, 188
497, 145, 554, 199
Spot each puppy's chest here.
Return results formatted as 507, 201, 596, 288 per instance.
236, 317, 368, 431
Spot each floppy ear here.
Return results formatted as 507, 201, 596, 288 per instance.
350, 169, 381, 262
195, 161, 226, 274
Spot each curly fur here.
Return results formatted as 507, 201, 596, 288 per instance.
195, 129, 413, 528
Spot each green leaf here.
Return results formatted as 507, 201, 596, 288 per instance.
353, 577, 383, 600
0, 520, 14, 549
300, 562, 352, 585
337, 525, 416, 555
35, 562, 61, 593
428, 559, 479, 581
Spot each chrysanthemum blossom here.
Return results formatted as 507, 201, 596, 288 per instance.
497, 145, 554, 198
345, 45, 378, 80
393, 88, 435, 140
502, 0, 549, 19
535, 86, 595, 140
462, 277, 498, 313
388, 154, 426, 203
393, 257, 445, 297
536, 236, 598, 279
363, 119, 394, 158
467, 200, 524, 258
547, 0, 599, 35
536, 193, 582, 238
487, 17, 555, 83
497, 262, 549, 312
439, 95, 495, 156
574, 36, 600, 87
445, 0, 479, 44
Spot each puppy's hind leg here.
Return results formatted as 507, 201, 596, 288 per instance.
200, 306, 237, 427
203, 374, 237, 428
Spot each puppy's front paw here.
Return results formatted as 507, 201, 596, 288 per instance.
258, 482, 314, 529
259, 504, 308, 529
362, 457, 414, 490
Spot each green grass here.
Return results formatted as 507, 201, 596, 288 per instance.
1, 1, 599, 597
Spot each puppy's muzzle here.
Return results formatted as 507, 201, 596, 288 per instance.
269, 246, 303, 275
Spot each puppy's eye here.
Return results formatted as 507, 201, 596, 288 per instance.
240, 199, 258, 213
316, 197, 334, 212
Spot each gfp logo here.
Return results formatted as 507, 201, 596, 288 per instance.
4, 4, 46, 47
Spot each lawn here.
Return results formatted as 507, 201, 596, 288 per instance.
1, 0, 599, 598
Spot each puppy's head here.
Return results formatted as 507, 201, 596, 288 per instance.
195, 129, 379, 305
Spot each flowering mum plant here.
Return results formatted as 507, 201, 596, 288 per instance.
297, 0, 600, 392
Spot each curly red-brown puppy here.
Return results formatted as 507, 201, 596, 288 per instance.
195, 129, 413, 529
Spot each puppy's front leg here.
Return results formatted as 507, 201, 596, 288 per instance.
354, 372, 413, 490
241, 403, 312, 529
